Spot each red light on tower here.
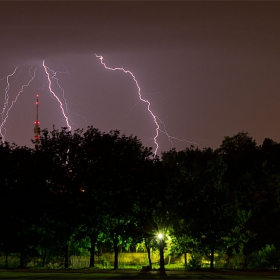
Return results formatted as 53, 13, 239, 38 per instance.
34, 94, 40, 149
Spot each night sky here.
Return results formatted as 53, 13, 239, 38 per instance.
1, 1, 280, 154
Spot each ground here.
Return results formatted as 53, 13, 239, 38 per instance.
1, 269, 280, 279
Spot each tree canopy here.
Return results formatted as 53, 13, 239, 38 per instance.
1, 129, 280, 270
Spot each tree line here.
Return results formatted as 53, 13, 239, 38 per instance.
1, 127, 280, 270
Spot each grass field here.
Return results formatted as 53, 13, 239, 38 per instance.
1, 269, 280, 279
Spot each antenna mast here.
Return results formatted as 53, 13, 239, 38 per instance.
34, 94, 40, 149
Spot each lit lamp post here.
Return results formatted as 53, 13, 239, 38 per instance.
157, 233, 165, 272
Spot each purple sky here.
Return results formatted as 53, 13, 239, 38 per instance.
0, 1, 280, 154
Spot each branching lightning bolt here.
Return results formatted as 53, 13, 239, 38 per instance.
0, 66, 37, 142
156, 116, 197, 147
95, 54, 161, 154
0, 57, 196, 151
1, 67, 18, 121
123, 101, 140, 119
95, 54, 197, 154
42, 60, 72, 131
41, 63, 89, 127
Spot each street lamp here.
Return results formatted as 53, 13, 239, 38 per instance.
157, 233, 165, 272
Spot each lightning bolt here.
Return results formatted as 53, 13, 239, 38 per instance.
95, 54, 161, 154
0, 57, 196, 151
156, 116, 197, 148
40, 64, 89, 127
1, 67, 18, 122
0, 66, 37, 142
95, 54, 197, 154
42, 60, 72, 131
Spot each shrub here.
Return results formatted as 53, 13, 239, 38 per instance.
186, 252, 202, 270
248, 244, 280, 269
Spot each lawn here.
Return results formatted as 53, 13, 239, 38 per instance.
1, 269, 280, 279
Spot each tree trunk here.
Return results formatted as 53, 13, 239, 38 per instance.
19, 249, 26, 268
42, 249, 47, 267
98, 243, 102, 257
5, 251, 8, 269
147, 247, 152, 268
144, 238, 152, 269
184, 252, 187, 266
210, 247, 215, 270
65, 244, 69, 269
113, 239, 119, 270
89, 237, 97, 267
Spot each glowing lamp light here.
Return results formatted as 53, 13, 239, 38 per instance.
157, 233, 163, 239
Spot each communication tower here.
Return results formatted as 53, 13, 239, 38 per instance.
34, 94, 40, 149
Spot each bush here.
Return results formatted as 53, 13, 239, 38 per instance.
0, 253, 20, 269
248, 244, 280, 269
99, 256, 110, 268
225, 244, 245, 269
186, 252, 202, 270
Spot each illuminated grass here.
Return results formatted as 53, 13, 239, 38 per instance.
1, 270, 280, 279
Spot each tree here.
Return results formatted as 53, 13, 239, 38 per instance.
217, 132, 280, 257
0, 142, 51, 268
218, 131, 259, 210
91, 129, 152, 269
37, 127, 84, 268
38, 126, 153, 269
163, 147, 250, 269
135, 156, 178, 272
244, 138, 280, 254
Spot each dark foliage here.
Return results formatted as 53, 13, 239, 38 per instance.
1, 129, 280, 269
